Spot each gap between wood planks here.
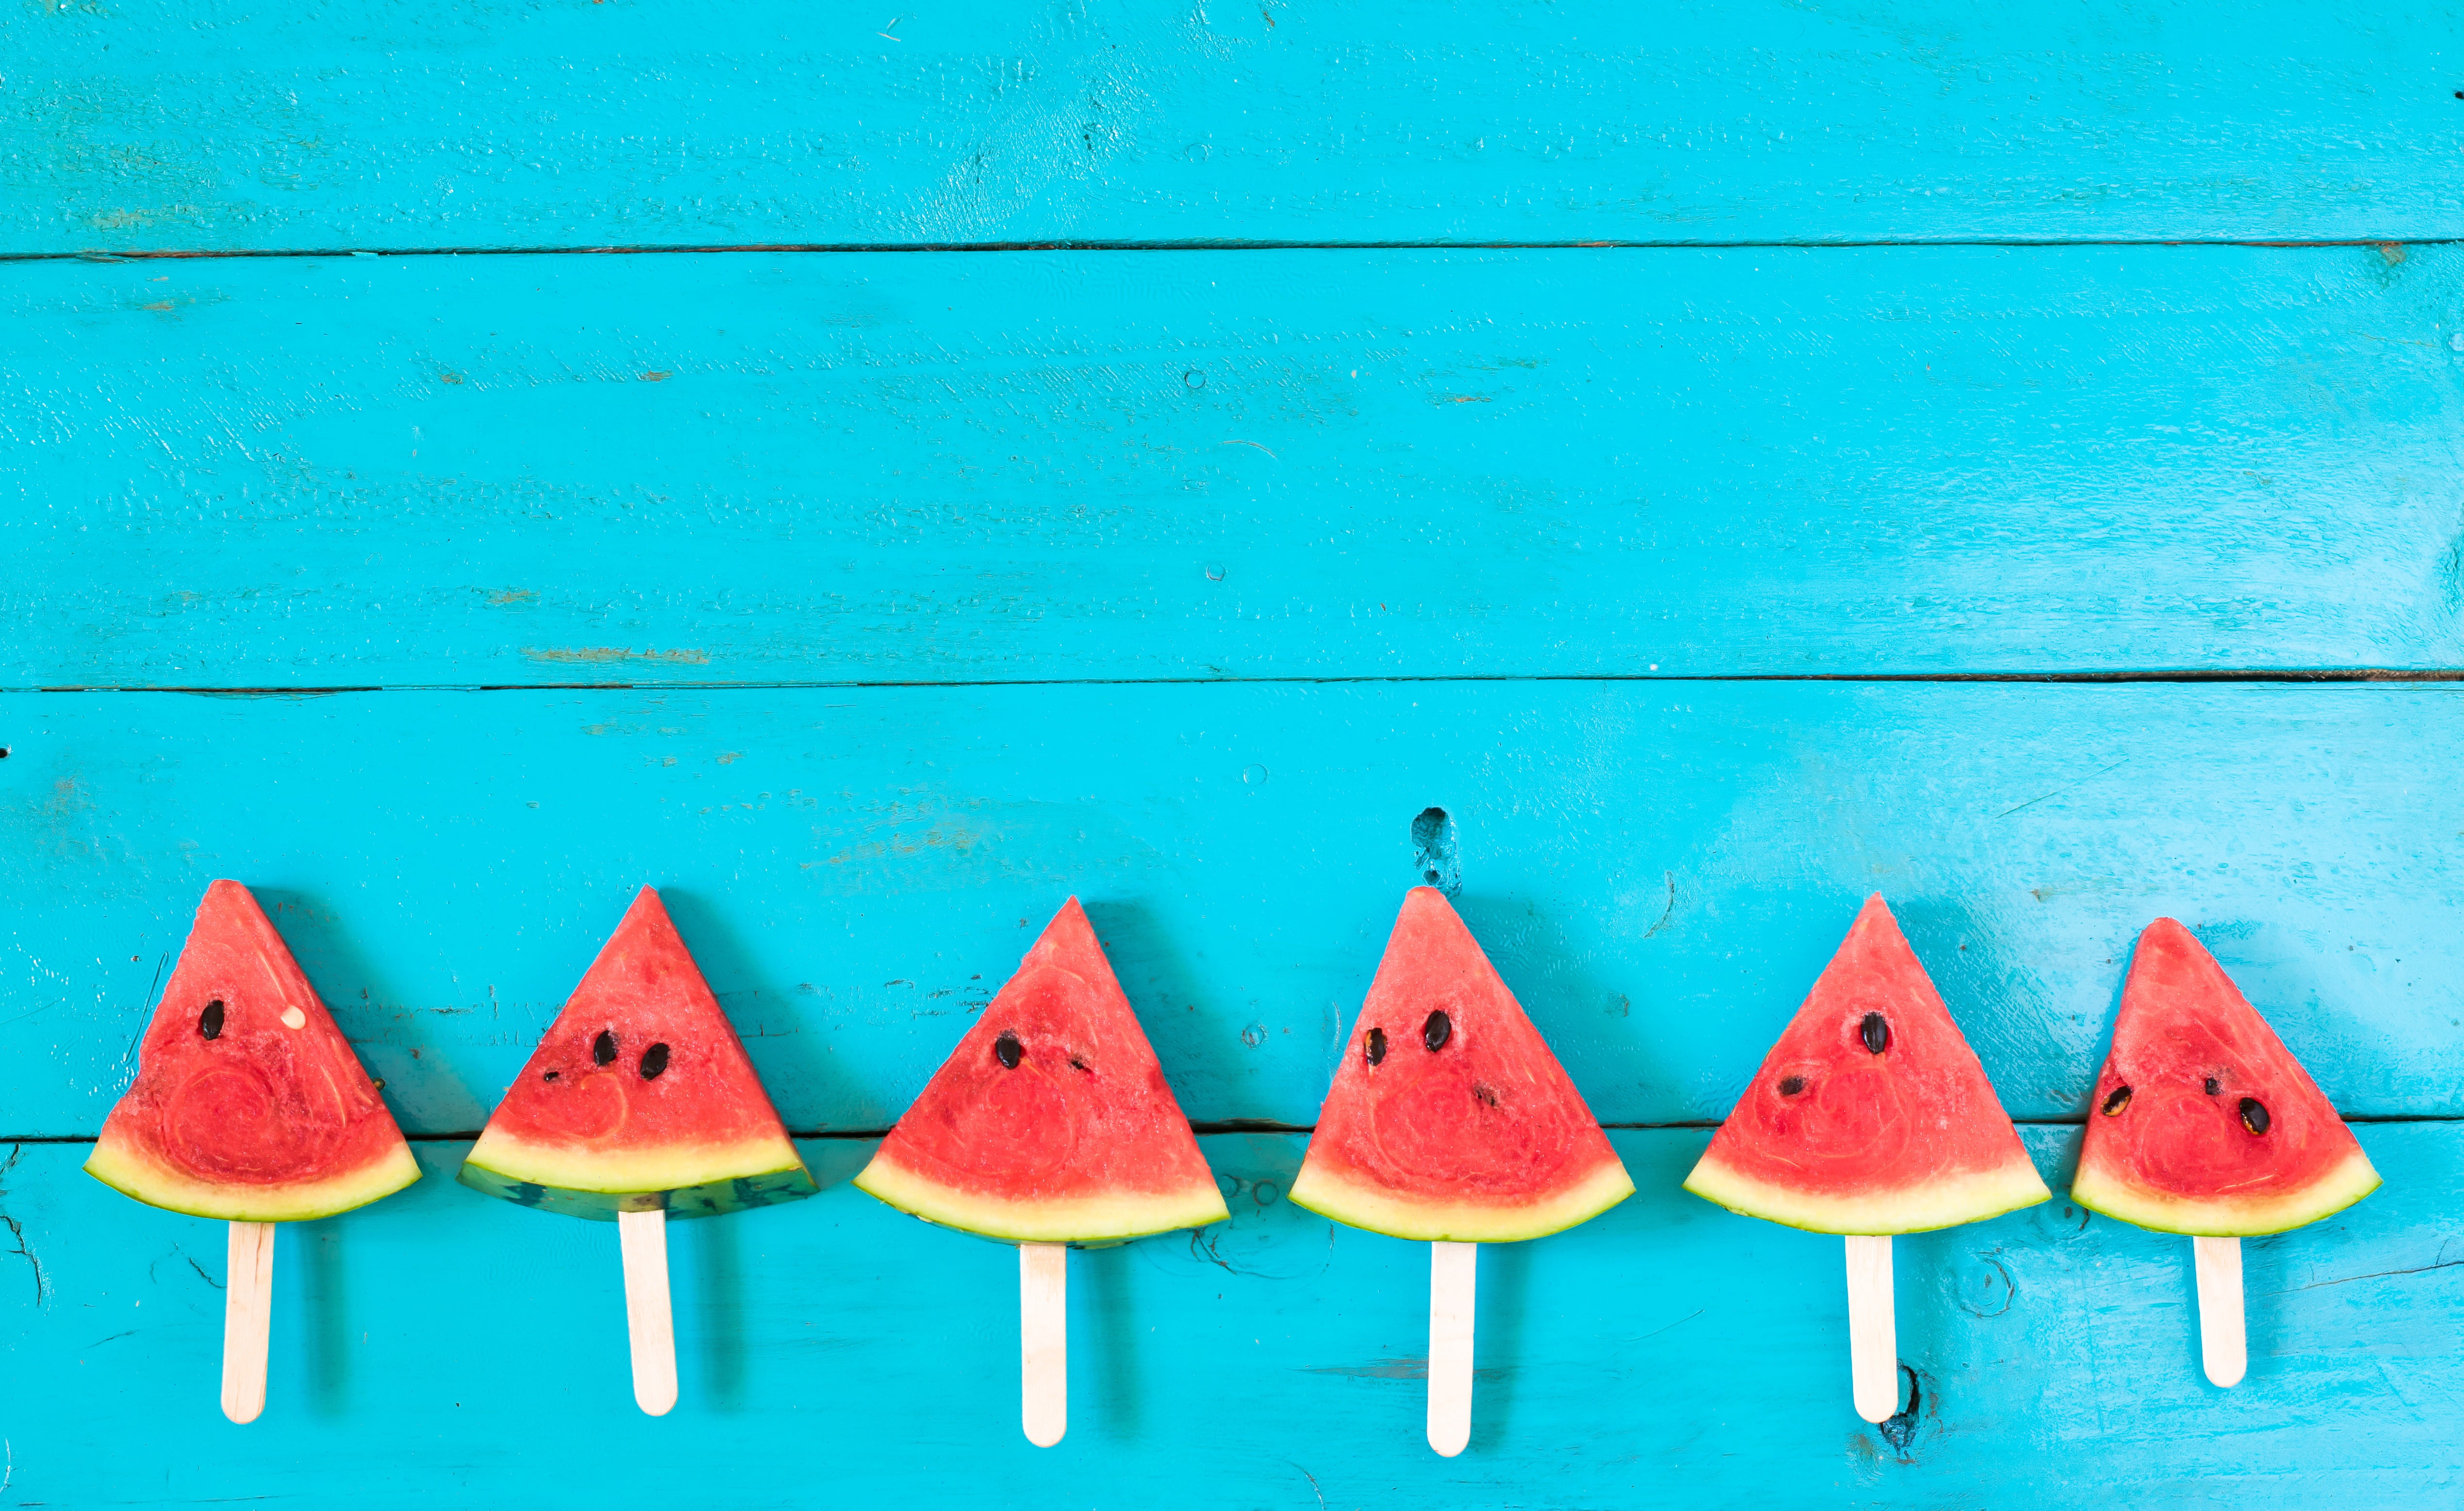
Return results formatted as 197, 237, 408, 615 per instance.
20, 669, 2464, 696
7, 1113, 2463, 1143
4, 237, 2456, 263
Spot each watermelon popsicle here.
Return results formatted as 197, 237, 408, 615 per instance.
85, 881, 422, 1423
2071, 919, 2381, 1388
1683, 895, 2049, 1424
1289, 888, 1635, 1457
458, 887, 817, 1415
854, 898, 1229, 1447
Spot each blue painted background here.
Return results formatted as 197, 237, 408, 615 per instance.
4, 1, 2463, 1505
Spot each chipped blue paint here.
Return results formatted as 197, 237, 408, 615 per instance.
5, 245, 2461, 688
4, 2, 2459, 1503
3, 0, 2461, 251
4, 681, 2460, 1137
3, 1128, 2460, 1507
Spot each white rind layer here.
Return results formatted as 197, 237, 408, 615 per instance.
85, 1135, 421, 1223
1682, 1153, 2050, 1235
1286, 1158, 1635, 1243
2070, 1146, 2382, 1236
853, 1155, 1231, 1244
462, 1125, 804, 1194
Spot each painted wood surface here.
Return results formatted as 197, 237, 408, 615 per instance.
4, 1126, 2459, 1509
6, 0, 2462, 253
8, 243, 2462, 689
8, 2, 2461, 1502
5, 681, 2458, 1138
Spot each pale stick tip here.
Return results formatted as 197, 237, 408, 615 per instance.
1843, 1234, 1898, 1425
1020, 1242, 1068, 1447
618, 1209, 679, 1417
220, 1220, 277, 1426
2193, 1234, 2247, 1389
1427, 1241, 1477, 1457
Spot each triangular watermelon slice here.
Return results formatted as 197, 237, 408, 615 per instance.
1684, 895, 2048, 1234
86, 881, 420, 1222
459, 888, 816, 1220
1288, 888, 1633, 1243
2072, 918, 2380, 1235
854, 898, 1230, 1243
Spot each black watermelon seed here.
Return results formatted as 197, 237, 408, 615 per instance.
199, 999, 225, 1041
2203, 1076, 2220, 1096
1779, 1075, 1806, 1097
1859, 1011, 1890, 1055
1423, 1011, 1452, 1051
640, 1042, 671, 1080
2101, 1084, 2132, 1115
593, 1030, 617, 1066
1365, 1026, 1388, 1065
2239, 1097, 2271, 1135
1068, 1056, 1091, 1073
542, 1070, 561, 1082
995, 1031, 1023, 1069
1472, 1083, 1499, 1108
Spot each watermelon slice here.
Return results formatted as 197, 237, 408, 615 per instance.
1288, 888, 1633, 1243
85, 881, 420, 1223
1683, 895, 2048, 1234
2072, 918, 2380, 1235
854, 898, 1230, 1243
459, 888, 815, 1220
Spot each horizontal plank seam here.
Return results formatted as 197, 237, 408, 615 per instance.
15, 669, 2464, 697
7, 1113, 2458, 1143
3, 237, 2451, 264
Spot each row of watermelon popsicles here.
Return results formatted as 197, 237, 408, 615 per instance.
83, 882, 2376, 1453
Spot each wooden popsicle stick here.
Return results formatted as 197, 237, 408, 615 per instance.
1844, 1234, 1898, 1424
220, 1221, 276, 1425
617, 1208, 679, 1416
2193, 1235, 2247, 1388
1427, 1240, 1477, 1457
1019, 1242, 1068, 1447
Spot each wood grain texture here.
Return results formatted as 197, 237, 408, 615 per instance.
4, 0, 2461, 253
7, 244, 2462, 688
3, 1126, 2457, 1509
6, 680, 2459, 1137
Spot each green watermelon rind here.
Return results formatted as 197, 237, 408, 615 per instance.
456, 1156, 817, 1222
853, 1154, 1231, 1246
2071, 1144, 2382, 1238
1682, 1153, 2051, 1236
84, 1135, 423, 1224
1288, 1158, 1635, 1244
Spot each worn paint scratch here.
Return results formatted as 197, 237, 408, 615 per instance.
522, 647, 711, 665
0, 1146, 45, 1308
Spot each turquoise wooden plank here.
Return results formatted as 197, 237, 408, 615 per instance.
5, 680, 2459, 1136
7, 244, 2461, 688
3, 1125, 2456, 1507
5, 0, 2460, 253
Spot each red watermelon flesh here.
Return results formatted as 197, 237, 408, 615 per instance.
459, 887, 815, 1220
1683, 895, 2048, 1235
853, 898, 1229, 1243
1288, 888, 1633, 1243
86, 881, 419, 1223
2072, 918, 2379, 1236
